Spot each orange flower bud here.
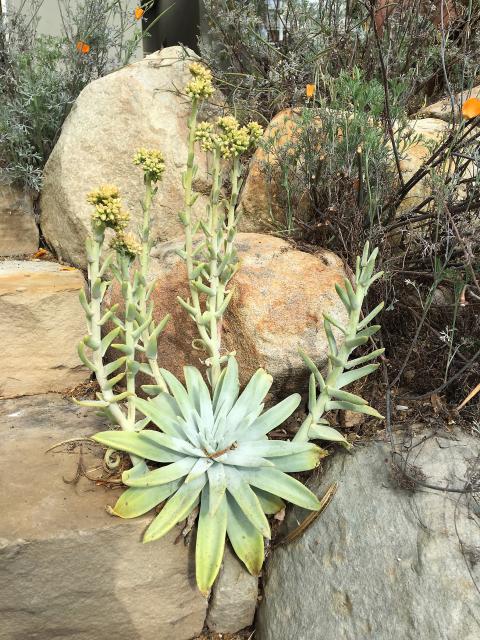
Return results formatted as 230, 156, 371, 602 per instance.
134, 6, 144, 20
462, 97, 480, 120
306, 84, 315, 98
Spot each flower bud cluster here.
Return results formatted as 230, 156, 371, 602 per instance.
185, 62, 214, 100
87, 185, 129, 230
133, 148, 165, 183
194, 116, 264, 159
109, 231, 142, 259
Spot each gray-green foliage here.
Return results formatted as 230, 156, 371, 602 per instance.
260, 68, 415, 241
295, 242, 384, 444
0, 1, 152, 192
93, 357, 324, 594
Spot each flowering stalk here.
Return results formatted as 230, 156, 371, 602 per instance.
177, 63, 263, 388
294, 242, 385, 445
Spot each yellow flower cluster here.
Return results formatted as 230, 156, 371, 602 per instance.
110, 231, 142, 259
133, 148, 165, 183
194, 116, 264, 158
185, 62, 214, 100
87, 185, 129, 230
194, 121, 217, 152
218, 116, 264, 159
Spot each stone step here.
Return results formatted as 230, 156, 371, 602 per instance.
0, 394, 207, 640
0, 394, 257, 639
0, 261, 89, 398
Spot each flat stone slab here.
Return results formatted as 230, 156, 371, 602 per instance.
0, 394, 207, 640
0, 260, 89, 397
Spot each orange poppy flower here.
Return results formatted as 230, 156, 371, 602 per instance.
134, 6, 144, 20
306, 84, 315, 98
462, 97, 480, 119
76, 41, 90, 54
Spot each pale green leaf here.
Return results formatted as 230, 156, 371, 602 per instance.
272, 448, 326, 472
336, 364, 379, 389
92, 431, 182, 463
227, 495, 264, 576
143, 475, 206, 542
112, 479, 182, 518
138, 429, 204, 457
247, 393, 301, 439
244, 468, 321, 511
225, 467, 271, 538
122, 457, 196, 487
196, 486, 227, 595
134, 396, 182, 437
227, 368, 273, 427
325, 401, 384, 419
252, 488, 285, 515
207, 463, 226, 516
308, 422, 350, 444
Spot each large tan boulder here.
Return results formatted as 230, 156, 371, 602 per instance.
0, 183, 38, 256
418, 84, 480, 121
0, 261, 88, 397
40, 47, 224, 269
108, 233, 349, 395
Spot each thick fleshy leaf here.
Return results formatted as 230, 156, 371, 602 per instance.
138, 429, 204, 457
159, 368, 196, 423
143, 475, 206, 542
217, 407, 263, 449
227, 368, 273, 427
237, 439, 319, 458
241, 393, 301, 440
207, 463, 226, 516
185, 457, 213, 483
309, 422, 349, 444
92, 431, 182, 463
212, 356, 239, 417
243, 467, 321, 511
225, 467, 270, 538
113, 479, 182, 518
137, 394, 183, 437
196, 486, 227, 595
337, 364, 379, 389
227, 495, 264, 576
184, 366, 214, 430
217, 448, 274, 468
325, 400, 383, 419
253, 488, 285, 515
272, 448, 326, 472
122, 457, 197, 487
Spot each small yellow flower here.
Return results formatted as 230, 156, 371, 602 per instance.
133, 148, 165, 183
306, 84, 315, 98
462, 97, 480, 120
185, 63, 214, 101
87, 186, 129, 231
134, 6, 144, 20
110, 232, 142, 259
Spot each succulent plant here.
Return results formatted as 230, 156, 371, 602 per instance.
295, 241, 384, 444
92, 357, 324, 593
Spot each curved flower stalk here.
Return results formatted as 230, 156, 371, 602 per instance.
294, 242, 384, 445
76, 154, 170, 463
93, 357, 324, 594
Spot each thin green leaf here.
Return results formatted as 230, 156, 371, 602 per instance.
225, 466, 271, 538
247, 393, 302, 439
252, 488, 285, 515
92, 430, 182, 463
122, 457, 196, 487
112, 479, 182, 518
207, 463, 227, 516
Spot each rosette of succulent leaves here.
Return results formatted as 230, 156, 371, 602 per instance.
76, 62, 384, 595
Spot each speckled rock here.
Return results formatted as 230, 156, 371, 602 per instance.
108, 233, 348, 395
40, 47, 225, 268
256, 432, 480, 640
